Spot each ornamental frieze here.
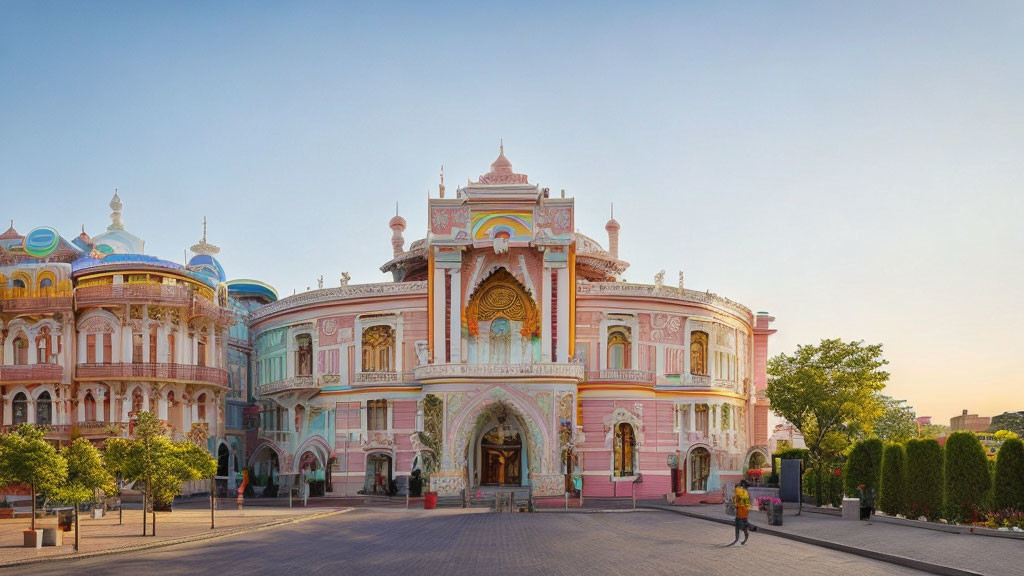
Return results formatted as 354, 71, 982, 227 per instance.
250, 281, 427, 321
576, 281, 753, 324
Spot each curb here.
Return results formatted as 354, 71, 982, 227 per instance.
640, 505, 984, 576
0, 508, 351, 570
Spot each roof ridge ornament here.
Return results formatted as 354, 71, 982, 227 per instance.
190, 216, 221, 255
108, 189, 125, 231
472, 140, 528, 185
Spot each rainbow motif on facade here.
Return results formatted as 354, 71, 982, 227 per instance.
471, 211, 533, 241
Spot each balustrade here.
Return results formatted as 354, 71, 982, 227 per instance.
76, 363, 228, 387
414, 362, 585, 383
0, 364, 64, 383
254, 375, 319, 397
585, 369, 656, 385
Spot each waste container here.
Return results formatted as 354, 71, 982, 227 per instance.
58, 510, 74, 532
424, 492, 437, 510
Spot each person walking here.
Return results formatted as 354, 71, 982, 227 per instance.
728, 480, 752, 547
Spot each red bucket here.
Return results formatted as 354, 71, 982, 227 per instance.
424, 492, 437, 510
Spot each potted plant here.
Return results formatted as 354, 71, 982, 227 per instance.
758, 496, 784, 525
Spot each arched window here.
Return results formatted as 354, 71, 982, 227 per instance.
167, 333, 176, 363
12, 392, 28, 425
35, 328, 52, 364
690, 447, 711, 492
613, 423, 636, 477
84, 392, 97, 422
197, 393, 207, 421
12, 335, 28, 365
86, 334, 97, 364
488, 318, 511, 363
690, 331, 708, 376
361, 325, 395, 372
607, 328, 631, 370
296, 334, 312, 376
39, 277, 53, 295
36, 391, 52, 426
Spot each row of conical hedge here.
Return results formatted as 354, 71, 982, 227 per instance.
845, 432, 1024, 523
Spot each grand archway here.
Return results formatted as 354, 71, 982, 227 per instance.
473, 410, 527, 487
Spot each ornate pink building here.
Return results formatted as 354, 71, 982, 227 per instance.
246, 146, 777, 502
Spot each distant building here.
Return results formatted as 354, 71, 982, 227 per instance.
916, 416, 932, 427
950, 410, 991, 433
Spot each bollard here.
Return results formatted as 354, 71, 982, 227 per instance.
565, 492, 569, 510
406, 492, 409, 509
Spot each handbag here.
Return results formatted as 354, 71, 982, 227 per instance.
725, 498, 736, 516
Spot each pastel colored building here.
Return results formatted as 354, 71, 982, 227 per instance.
246, 147, 777, 502
0, 196, 244, 489
950, 409, 991, 433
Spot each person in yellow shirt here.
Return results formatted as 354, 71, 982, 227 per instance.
728, 480, 751, 547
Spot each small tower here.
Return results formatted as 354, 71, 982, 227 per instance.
605, 203, 620, 260
390, 204, 407, 257
108, 190, 125, 231
439, 165, 446, 199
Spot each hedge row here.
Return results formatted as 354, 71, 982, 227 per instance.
905, 438, 943, 519
845, 437, 883, 495
878, 443, 908, 516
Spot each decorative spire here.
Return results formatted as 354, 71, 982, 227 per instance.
605, 203, 620, 260
0, 220, 20, 240
473, 140, 528, 185
439, 165, 446, 198
190, 216, 221, 255
108, 189, 125, 231
389, 205, 407, 257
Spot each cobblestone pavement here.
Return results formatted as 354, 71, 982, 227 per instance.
651, 503, 1024, 576
0, 506, 337, 567
3, 508, 928, 576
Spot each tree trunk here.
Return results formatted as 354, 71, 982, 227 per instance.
210, 477, 215, 529
152, 503, 156, 536
30, 482, 36, 531
815, 466, 825, 507
74, 502, 80, 551
142, 492, 147, 536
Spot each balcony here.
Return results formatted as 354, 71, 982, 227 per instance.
353, 371, 415, 386
0, 364, 64, 384
0, 295, 73, 315
414, 362, 585, 384
0, 422, 123, 438
254, 375, 319, 397
75, 283, 192, 308
76, 363, 228, 387
673, 374, 739, 392
191, 297, 236, 325
585, 369, 656, 386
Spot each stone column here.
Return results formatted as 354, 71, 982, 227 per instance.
208, 325, 217, 369
156, 391, 168, 420
432, 263, 446, 364
556, 267, 569, 362
541, 266, 552, 362
449, 269, 461, 363
96, 388, 106, 422
120, 394, 131, 422
689, 403, 695, 433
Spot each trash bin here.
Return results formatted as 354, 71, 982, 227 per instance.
58, 510, 74, 532
424, 492, 438, 510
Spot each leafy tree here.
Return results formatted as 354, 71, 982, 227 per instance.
767, 339, 889, 505
56, 438, 113, 551
878, 443, 908, 516
988, 412, 1024, 437
993, 438, 1024, 511
844, 438, 883, 496
994, 430, 1020, 443
104, 412, 216, 536
874, 396, 917, 443
0, 424, 68, 531
905, 438, 943, 520
919, 423, 951, 439
943, 431, 991, 523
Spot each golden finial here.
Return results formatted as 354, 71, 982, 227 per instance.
439, 164, 446, 198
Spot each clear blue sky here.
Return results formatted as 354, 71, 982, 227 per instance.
2, 1, 1022, 425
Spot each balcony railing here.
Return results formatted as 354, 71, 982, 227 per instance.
0, 364, 64, 383
585, 369, 656, 385
0, 295, 73, 315
0, 422, 122, 437
254, 375, 319, 397
75, 283, 192, 307
354, 371, 416, 385
76, 363, 228, 387
191, 297, 236, 325
414, 362, 585, 383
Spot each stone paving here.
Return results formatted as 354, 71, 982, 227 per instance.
647, 503, 1024, 576
0, 505, 342, 567
3, 507, 927, 576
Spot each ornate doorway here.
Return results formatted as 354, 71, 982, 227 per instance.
479, 426, 522, 486
364, 453, 393, 495
689, 447, 711, 492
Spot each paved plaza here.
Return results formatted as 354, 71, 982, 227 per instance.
4, 508, 930, 576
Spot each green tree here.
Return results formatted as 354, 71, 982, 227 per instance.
994, 430, 1020, 443
56, 438, 113, 551
878, 443, 908, 516
0, 424, 68, 531
874, 396, 917, 443
988, 412, 1024, 437
844, 438, 884, 496
919, 423, 951, 439
993, 437, 1024, 511
943, 431, 991, 523
767, 339, 889, 505
104, 412, 216, 536
905, 438, 943, 520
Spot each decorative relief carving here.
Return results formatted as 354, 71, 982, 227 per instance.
250, 282, 427, 321
414, 363, 584, 382
576, 281, 753, 324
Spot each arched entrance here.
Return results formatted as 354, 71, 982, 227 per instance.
689, 447, 711, 493
468, 403, 530, 489
248, 444, 281, 497
364, 452, 393, 495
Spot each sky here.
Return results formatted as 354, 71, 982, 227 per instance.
1, 1, 1021, 426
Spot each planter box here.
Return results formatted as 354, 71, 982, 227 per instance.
92, 508, 104, 519
0, 508, 13, 519
767, 502, 784, 526
23, 530, 43, 549
42, 528, 63, 547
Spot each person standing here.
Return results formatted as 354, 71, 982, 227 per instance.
728, 480, 752, 547
858, 484, 875, 524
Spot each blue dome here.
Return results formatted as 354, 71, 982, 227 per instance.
188, 254, 226, 282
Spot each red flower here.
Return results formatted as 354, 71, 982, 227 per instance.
833, 469, 842, 477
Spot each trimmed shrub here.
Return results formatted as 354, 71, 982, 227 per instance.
803, 466, 844, 507
905, 438, 943, 520
845, 438, 883, 495
772, 448, 810, 474
994, 438, 1024, 511
878, 443, 908, 516
943, 431, 992, 523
